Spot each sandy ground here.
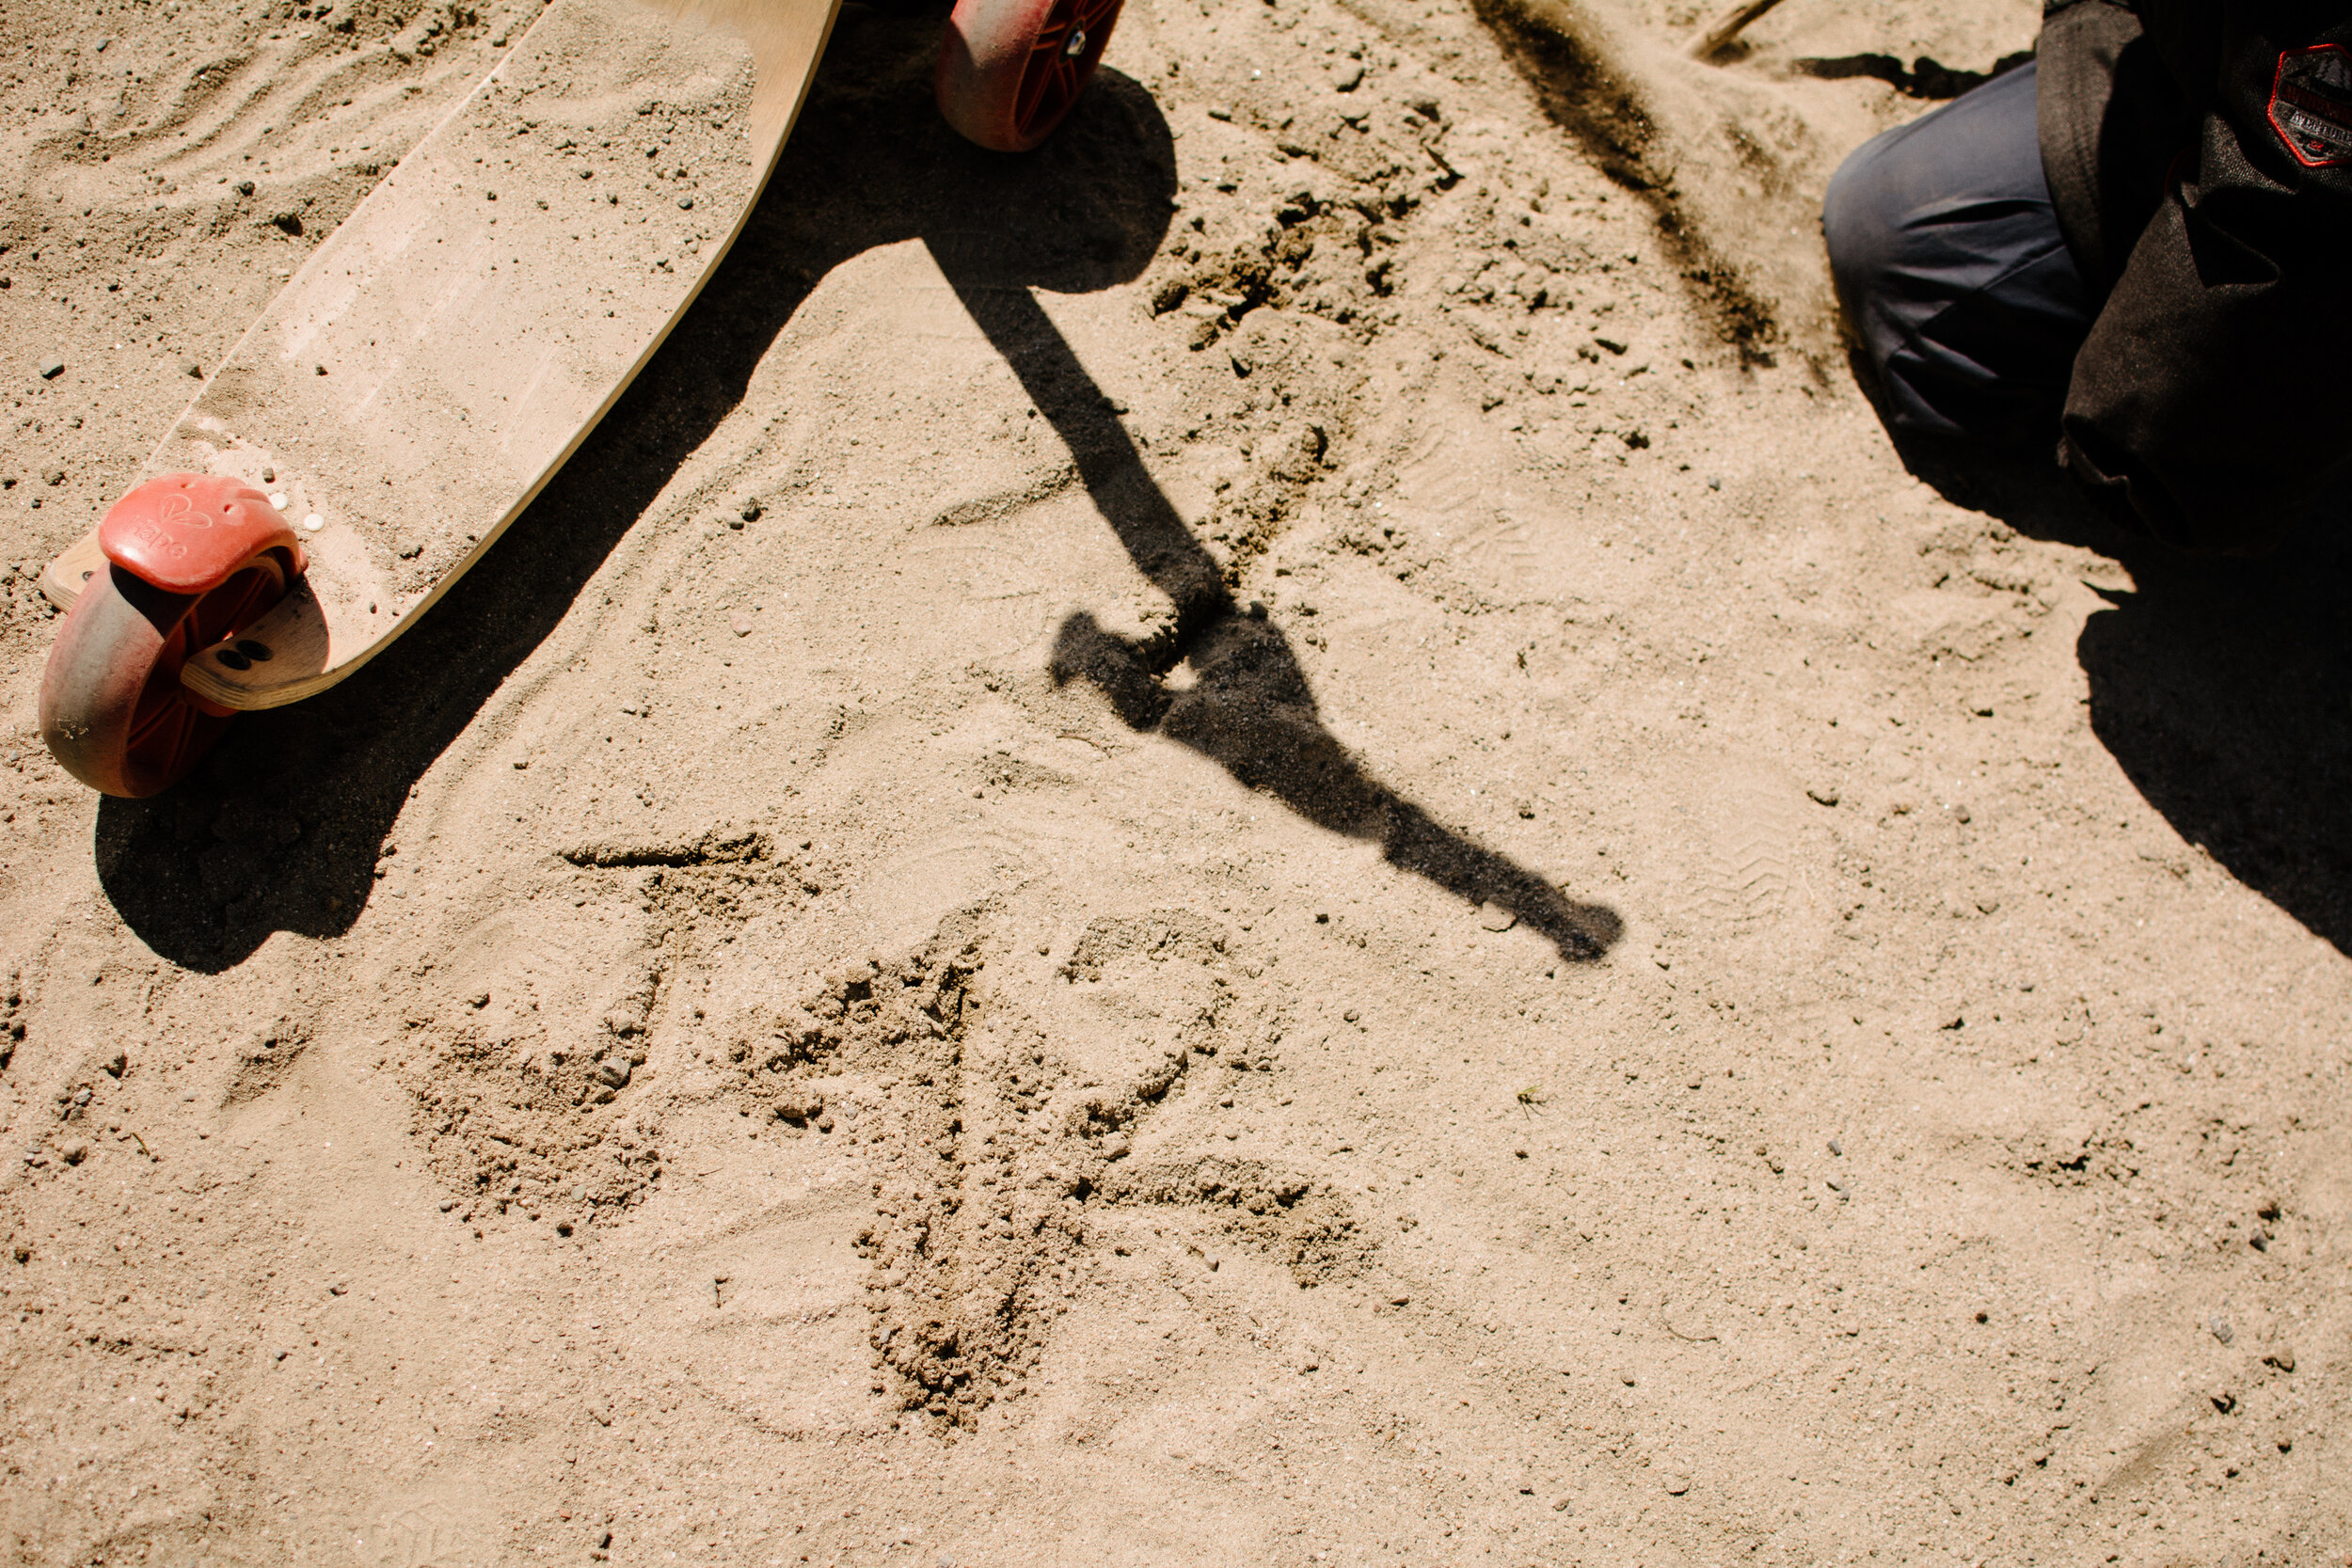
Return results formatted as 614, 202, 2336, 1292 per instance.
2, 0, 2349, 1563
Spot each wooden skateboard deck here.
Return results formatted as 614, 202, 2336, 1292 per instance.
40, 0, 842, 710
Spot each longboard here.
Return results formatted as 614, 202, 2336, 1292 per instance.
41, 0, 844, 710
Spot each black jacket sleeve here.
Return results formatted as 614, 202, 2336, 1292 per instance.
2045, 1, 2352, 551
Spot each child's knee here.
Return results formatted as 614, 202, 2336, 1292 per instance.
1820, 143, 1899, 309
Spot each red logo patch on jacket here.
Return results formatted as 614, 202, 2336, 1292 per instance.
2270, 43, 2352, 166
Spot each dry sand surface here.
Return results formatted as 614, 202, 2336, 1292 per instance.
2, 0, 2348, 1562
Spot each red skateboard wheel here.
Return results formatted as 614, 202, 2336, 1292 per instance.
936, 0, 1124, 152
41, 476, 303, 797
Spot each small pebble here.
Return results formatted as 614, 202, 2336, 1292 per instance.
181, 359, 202, 378
37, 358, 63, 379
677, 196, 693, 210
1661, 1472, 1692, 1497
1828, 1138, 1844, 1156
739, 500, 761, 521
261, 467, 275, 483
61, 1141, 88, 1165
596, 1058, 631, 1089
1617, 1370, 1636, 1386
235, 180, 255, 196
2265, 1346, 2296, 1372
1477, 901, 1516, 932
2209, 1316, 2234, 1345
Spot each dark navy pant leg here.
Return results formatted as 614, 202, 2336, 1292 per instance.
1822, 60, 2096, 446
